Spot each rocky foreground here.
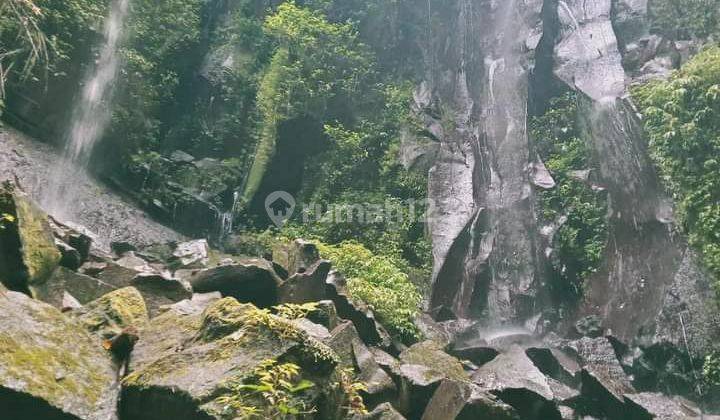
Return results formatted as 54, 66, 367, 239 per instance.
0, 185, 717, 420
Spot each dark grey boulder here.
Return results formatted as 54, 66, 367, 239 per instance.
569, 337, 636, 418
396, 341, 469, 418
278, 259, 331, 304
0, 289, 119, 419
624, 392, 703, 420
421, 379, 518, 420
326, 271, 392, 348
273, 238, 320, 275
189, 258, 281, 308
353, 402, 406, 420
471, 346, 563, 420
131, 272, 192, 317
525, 347, 581, 387
56, 239, 82, 270
33, 266, 116, 309
353, 338, 396, 407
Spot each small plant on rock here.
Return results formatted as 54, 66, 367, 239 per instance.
216, 359, 316, 419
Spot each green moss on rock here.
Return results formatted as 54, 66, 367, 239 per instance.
13, 193, 61, 286
0, 290, 117, 419
74, 286, 149, 339
400, 341, 468, 382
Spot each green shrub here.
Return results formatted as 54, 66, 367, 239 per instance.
316, 241, 422, 342
705, 351, 720, 386
648, 0, 719, 40
530, 92, 609, 300
632, 46, 720, 290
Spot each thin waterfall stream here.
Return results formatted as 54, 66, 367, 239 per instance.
42, 0, 130, 220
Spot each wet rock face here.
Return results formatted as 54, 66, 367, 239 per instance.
423, 0, 545, 323
0, 289, 119, 420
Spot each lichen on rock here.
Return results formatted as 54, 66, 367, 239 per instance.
73, 286, 149, 340
0, 290, 118, 419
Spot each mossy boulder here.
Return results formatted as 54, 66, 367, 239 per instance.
0, 188, 61, 293
121, 296, 344, 419
73, 287, 149, 340
0, 289, 118, 419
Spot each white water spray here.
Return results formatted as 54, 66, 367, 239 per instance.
43, 0, 130, 218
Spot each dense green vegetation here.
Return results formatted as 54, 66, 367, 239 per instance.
316, 241, 422, 342
633, 46, 720, 290
649, 0, 720, 40
530, 93, 609, 301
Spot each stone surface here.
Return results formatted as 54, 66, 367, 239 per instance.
570, 337, 636, 418
352, 338, 396, 407
353, 402, 406, 420
72, 287, 149, 340
189, 258, 281, 308
130, 272, 192, 317
171, 239, 209, 269
0, 188, 61, 293
0, 289, 119, 419
421, 379, 518, 420
121, 296, 340, 420
624, 392, 702, 420
32, 266, 117, 309
273, 238, 320, 275
472, 346, 563, 419
326, 271, 392, 348
278, 259, 331, 304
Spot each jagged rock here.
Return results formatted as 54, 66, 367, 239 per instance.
115, 252, 154, 273
50, 218, 94, 262
0, 188, 61, 293
400, 341, 468, 382
471, 346, 563, 419
56, 238, 82, 270
394, 341, 468, 418
292, 317, 331, 340
396, 364, 445, 419
352, 338, 396, 407
62, 291, 83, 311
94, 261, 140, 288
189, 258, 281, 308
421, 380, 518, 420
130, 272, 192, 317
529, 159, 556, 190
326, 271, 392, 348
450, 340, 500, 367
273, 238, 320, 275
574, 315, 604, 338
414, 313, 452, 347
110, 241, 136, 256
327, 321, 363, 367
0, 288, 118, 419
169, 150, 195, 164
306, 300, 340, 330
569, 337, 636, 418
624, 392, 702, 420
171, 239, 209, 269
32, 266, 116, 309
353, 402, 406, 420
72, 287, 149, 340
525, 347, 581, 387
278, 259, 331, 304
121, 297, 341, 419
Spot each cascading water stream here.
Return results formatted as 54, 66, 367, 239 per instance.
42, 0, 130, 219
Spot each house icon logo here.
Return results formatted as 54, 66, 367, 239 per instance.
265, 191, 296, 227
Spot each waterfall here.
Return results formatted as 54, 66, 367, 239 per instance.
42, 0, 130, 219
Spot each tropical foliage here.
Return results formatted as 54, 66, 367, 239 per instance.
632, 46, 720, 290
530, 92, 609, 301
